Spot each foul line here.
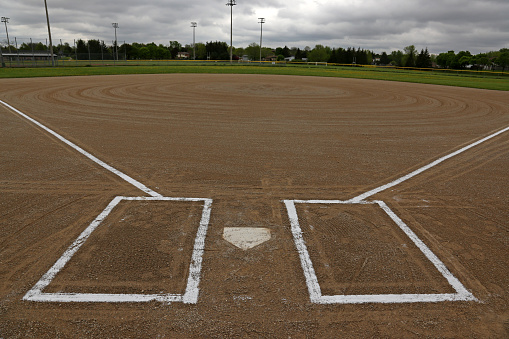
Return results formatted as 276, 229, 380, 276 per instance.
0, 100, 162, 198
347, 125, 509, 202
1, 100, 215, 303
285, 125, 509, 304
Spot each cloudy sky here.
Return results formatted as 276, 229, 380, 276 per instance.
1, 0, 508, 54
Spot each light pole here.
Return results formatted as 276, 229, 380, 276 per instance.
112, 23, 119, 62
258, 18, 265, 63
1, 17, 11, 53
43, 1, 55, 66
191, 22, 197, 60
226, 0, 236, 64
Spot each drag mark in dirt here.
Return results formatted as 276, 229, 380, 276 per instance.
0, 99, 162, 198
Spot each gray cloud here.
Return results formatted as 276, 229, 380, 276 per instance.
1, 0, 508, 54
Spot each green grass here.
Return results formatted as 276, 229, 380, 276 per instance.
1, 63, 508, 91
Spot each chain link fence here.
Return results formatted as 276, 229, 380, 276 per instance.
1, 37, 126, 67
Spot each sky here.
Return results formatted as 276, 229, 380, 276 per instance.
1, 0, 508, 55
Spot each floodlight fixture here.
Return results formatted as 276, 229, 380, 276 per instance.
1, 17, 11, 53
258, 18, 265, 62
112, 23, 119, 61
226, 0, 236, 63
191, 22, 197, 60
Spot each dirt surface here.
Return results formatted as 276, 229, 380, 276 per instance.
1, 74, 508, 337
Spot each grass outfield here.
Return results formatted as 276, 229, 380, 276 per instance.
1, 63, 508, 91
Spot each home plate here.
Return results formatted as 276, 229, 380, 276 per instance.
223, 227, 271, 250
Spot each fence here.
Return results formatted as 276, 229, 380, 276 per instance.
0, 37, 127, 67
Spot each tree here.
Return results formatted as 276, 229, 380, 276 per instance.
76, 39, 87, 54
495, 51, 509, 70
206, 41, 229, 60
415, 48, 432, 68
169, 41, 182, 59
308, 45, 330, 62
380, 51, 390, 65
390, 50, 404, 66
403, 45, 416, 67
245, 42, 259, 61
437, 51, 455, 68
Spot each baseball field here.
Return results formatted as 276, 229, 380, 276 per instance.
1, 71, 508, 337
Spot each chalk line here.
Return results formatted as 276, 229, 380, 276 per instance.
284, 199, 477, 304
348, 125, 509, 203
23, 196, 213, 303
0, 99, 162, 197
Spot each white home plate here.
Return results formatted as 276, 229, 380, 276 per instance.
223, 227, 271, 250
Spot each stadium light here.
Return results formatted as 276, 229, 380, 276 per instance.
191, 22, 197, 60
226, 0, 236, 64
1, 17, 11, 53
112, 23, 119, 62
258, 18, 265, 63
43, 2, 55, 66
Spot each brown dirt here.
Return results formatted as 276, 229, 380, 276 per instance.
1, 74, 508, 337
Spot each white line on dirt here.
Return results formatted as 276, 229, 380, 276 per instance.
347, 125, 509, 203
0, 100, 162, 198
23, 196, 124, 301
284, 200, 322, 303
23, 196, 213, 303
285, 199, 477, 304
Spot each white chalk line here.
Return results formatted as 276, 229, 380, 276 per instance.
284, 199, 477, 304
23, 196, 213, 303
285, 126, 509, 303
348, 125, 509, 203
0, 100, 215, 303
0, 99, 162, 198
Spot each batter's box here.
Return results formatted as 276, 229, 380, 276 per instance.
284, 199, 477, 304
23, 196, 212, 303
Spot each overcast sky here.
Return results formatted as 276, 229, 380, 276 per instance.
1, 0, 508, 54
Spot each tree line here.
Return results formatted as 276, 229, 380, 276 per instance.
5, 38, 508, 70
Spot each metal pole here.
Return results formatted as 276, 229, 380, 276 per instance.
43, 1, 55, 66
0, 42, 4, 67
1, 17, 11, 53
226, 0, 236, 64
258, 18, 265, 63
31, 38, 35, 67
112, 23, 118, 62
191, 22, 197, 60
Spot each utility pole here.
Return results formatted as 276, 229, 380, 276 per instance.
1, 17, 11, 53
191, 22, 197, 60
226, 0, 236, 64
258, 18, 265, 63
43, 1, 55, 66
112, 23, 119, 62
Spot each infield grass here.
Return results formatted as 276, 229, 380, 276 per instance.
1, 63, 508, 91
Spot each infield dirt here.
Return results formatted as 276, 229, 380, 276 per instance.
1, 74, 508, 337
